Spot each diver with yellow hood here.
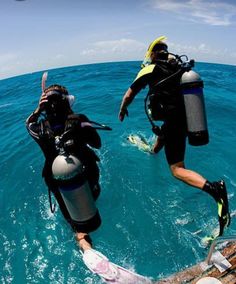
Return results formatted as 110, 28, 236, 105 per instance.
119, 36, 230, 237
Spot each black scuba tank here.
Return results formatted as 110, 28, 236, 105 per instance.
180, 70, 209, 146
52, 154, 101, 232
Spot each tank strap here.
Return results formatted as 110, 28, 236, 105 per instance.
48, 187, 56, 213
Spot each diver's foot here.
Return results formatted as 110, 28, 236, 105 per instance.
76, 233, 93, 251
215, 180, 231, 236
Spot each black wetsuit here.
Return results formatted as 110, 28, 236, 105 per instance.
130, 60, 187, 165
26, 112, 101, 232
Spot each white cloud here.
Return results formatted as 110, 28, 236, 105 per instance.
192, 10, 231, 26
81, 39, 146, 59
168, 41, 236, 65
169, 41, 213, 55
1, 37, 235, 80
0, 53, 18, 65
80, 38, 236, 66
150, 0, 236, 26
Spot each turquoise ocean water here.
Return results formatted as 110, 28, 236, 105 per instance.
0, 61, 236, 283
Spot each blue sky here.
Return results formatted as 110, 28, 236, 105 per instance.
0, 0, 236, 79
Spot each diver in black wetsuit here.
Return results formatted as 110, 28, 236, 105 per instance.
118, 37, 230, 236
26, 83, 102, 251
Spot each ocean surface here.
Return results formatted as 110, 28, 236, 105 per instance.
0, 61, 236, 283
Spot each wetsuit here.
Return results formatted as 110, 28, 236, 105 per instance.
130, 60, 187, 165
26, 112, 101, 232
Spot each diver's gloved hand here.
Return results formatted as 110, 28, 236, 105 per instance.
119, 108, 129, 122
30, 92, 48, 117
38, 92, 49, 112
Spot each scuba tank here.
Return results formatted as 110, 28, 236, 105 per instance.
52, 133, 101, 233
144, 55, 209, 146
180, 69, 209, 146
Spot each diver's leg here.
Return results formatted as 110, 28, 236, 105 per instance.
152, 124, 165, 154
164, 117, 230, 235
169, 162, 230, 235
75, 232, 93, 251
170, 161, 206, 188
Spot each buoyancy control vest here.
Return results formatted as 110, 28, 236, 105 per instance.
147, 60, 183, 121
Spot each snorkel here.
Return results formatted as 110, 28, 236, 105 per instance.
141, 35, 167, 68
41, 71, 48, 92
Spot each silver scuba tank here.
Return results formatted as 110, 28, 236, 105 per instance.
180, 70, 209, 146
52, 154, 101, 232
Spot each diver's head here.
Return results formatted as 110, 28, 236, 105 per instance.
151, 41, 169, 62
44, 85, 74, 122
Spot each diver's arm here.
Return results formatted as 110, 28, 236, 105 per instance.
26, 93, 48, 124
26, 97, 45, 139
26, 107, 41, 124
26, 109, 41, 140
119, 88, 137, 121
119, 67, 152, 121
